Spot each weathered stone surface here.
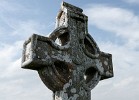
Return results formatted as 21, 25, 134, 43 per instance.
21, 2, 113, 100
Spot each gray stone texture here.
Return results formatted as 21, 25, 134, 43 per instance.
21, 2, 114, 100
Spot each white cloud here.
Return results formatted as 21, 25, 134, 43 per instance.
0, 41, 22, 68
0, 1, 53, 99
11, 21, 44, 38
91, 42, 139, 100
0, 40, 52, 100
113, 77, 134, 88
0, 0, 54, 43
85, 4, 139, 100
0, 1, 139, 100
84, 5, 139, 49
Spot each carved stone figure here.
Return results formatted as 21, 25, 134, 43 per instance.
21, 2, 113, 100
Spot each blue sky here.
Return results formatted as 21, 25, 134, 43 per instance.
0, 0, 139, 100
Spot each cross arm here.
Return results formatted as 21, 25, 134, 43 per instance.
99, 52, 114, 80
21, 34, 71, 70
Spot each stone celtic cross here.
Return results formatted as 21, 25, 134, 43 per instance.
21, 2, 113, 100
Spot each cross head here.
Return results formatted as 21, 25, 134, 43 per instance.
21, 2, 113, 100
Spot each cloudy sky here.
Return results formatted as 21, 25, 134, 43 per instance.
0, 0, 139, 100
